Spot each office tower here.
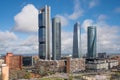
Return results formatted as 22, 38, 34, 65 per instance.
52, 17, 61, 60
73, 22, 81, 58
38, 5, 51, 60
87, 26, 97, 58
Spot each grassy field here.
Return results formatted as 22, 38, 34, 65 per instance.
40, 77, 64, 80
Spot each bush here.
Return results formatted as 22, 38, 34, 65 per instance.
24, 72, 32, 79
68, 74, 73, 80
40, 77, 64, 80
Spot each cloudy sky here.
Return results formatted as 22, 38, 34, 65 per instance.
0, 0, 120, 55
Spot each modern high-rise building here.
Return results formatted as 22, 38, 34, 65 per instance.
73, 22, 81, 58
52, 17, 61, 60
87, 26, 97, 58
38, 5, 51, 60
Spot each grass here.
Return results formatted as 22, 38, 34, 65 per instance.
40, 77, 64, 80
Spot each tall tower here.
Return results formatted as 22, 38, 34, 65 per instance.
38, 5, 51, 60
87, 26, 97, 58
73, 22, 81, 58
52, 17, 61, 60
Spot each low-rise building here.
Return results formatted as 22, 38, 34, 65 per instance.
66, 58, 85, 73
86, 59, 108, 70
86, 58, 119, 70
98, 53, 107, 59
23, 56, 33, 66
0, 64, 9, 80
4, 52, 22, 70
107, 60, 119, 69
0, 59, 4, 65
34, 58, 85, 74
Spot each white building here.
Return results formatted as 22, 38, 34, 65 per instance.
86, 58, 119, 70
107, 60, 119, 69
86, 59, 108, 70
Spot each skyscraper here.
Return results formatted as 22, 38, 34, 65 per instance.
38, 5, 51, 60
73, 22, 81, 58
52, 17, 61, 60
87, 26, 97, 58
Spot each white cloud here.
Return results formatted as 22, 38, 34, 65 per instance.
13, 4, 38, 33
98, 14, 107, 21
82, 19, 94, 31
89, 0, 99, 8
59, 18, 120, 54
0, 35, 38, 55
0, 30, 17, 54
20, 35, 38, 46
81, 18, 120, 54
68, 0, 84, 20
115, 7, 120, 13
17, 35, 38, 54
97, 24, 120, 53
0, 30, 17, 41
1, 2, 119, 55
56, 15, 68, 27
55, 0, 84, 27
61, 31, 73, 54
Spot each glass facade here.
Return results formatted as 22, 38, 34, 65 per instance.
38, 5, 51, 60
87, 26, 97, 58
52, 17, 61, 60
73, 22, 81, 58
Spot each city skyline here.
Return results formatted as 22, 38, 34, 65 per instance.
0, 0, 120, 55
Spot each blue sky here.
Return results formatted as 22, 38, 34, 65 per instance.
0, 0, 120, 55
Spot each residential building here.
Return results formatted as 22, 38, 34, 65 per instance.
0, 59, 4, 65
0, 64, 9, 80
4, 53, 22, 70
86, 58, 108, 70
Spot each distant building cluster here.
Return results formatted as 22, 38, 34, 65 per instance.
37, 5, 120, 73
38, 5, 101, 61
38, 5, 82, 60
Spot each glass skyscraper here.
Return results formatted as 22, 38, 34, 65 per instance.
38, 5, 51, 60
73, 22, 81, 58
87, 26, 97, 58
52, 17, 61, 60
